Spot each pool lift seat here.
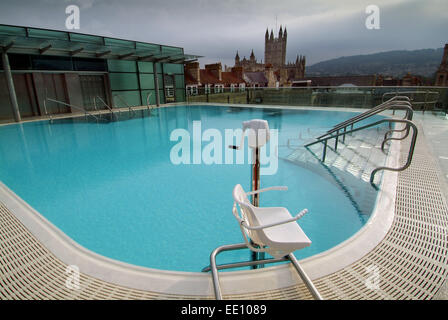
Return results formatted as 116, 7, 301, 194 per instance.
232, 184, 311, 259
203, 183, 323, 300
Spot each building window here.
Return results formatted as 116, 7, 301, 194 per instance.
214, 84, 224, 93
165, 85, 174, 98
186, 85, 198, 96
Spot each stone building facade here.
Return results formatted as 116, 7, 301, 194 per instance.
233, 26, 305, 86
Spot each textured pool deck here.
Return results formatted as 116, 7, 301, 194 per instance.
1, 109, 447, 300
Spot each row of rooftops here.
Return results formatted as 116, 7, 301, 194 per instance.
185, 62, 271, 87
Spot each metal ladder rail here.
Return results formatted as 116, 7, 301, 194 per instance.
382, 90, 440, 111
94, 96, 117, 120
46, 98, 100, 121
307, 101, 413, 150
202, 243, 323, 300
43, 98, 53, 123
146, 92, 153, 111
305, 118, 418, 183
318, 96, 410, 139
316, 97, 411, 140
381, 105, 415, 145
384, 90, 440, 115
114, 94, 136, 117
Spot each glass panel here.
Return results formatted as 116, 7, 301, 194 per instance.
175, 74, 185, 88
137, 61, 154, 73
155, 63, 163, 73
139, 74, 155, 89
141, 89, 156, 105
109, 73, 139, 90
107, 60, 137, 72
104, 38, 135, 48
161, 46, 183, 55
157, 73, 163, 87
175, 89, 186, 102
111, 90, 141, 107
69, 33, 104, 45
136, 42, 160, 51
163, 63, 183, 74
31, 55, 73, 71
9, 54, 32, 70
79, 75, 107, 109
0, 25, 27, 36
159, 89, 165, 104
28, 28, 69, 40
73, 57, 107, 71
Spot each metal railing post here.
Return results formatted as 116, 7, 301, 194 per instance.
322, 140, 327, 162
334, 130, 339, 150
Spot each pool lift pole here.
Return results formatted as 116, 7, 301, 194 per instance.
230, 119, 270, 269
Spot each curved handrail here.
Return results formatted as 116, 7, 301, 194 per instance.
146, 92, 153, 110
382, 90, 440, 105
305, 118, 417, 184
382, 90, 440, 114
46, 98, 99, 121
316, 96, 411, 140
380, 105, 414, 146
113, 94, 136, 117
371, 120, 417, 183
94, 96, 117, 120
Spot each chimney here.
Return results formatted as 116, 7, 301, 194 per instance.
185, 62, 200, 83
205, 63, 222, 81
231, 66, 243, 80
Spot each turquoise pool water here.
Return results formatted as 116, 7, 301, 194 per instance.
0, 106, 383, 272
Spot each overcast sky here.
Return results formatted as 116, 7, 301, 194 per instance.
0, 0, 447, 67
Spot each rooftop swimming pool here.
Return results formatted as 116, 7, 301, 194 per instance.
0, 105, 386, 272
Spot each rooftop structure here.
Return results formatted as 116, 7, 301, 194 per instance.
0, 24, 201, 122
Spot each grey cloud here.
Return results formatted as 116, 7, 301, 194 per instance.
0, 0, 446, 66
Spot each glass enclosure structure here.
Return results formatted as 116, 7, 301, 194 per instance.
0, 24, 200, 121
186, 86, 448, 113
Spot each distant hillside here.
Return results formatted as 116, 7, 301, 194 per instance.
306, 48, 444, 78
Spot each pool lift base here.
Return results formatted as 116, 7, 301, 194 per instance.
202, 243, 323, 300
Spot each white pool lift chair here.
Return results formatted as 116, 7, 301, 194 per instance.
203, 184, 323, 300
232, 184, 311, 259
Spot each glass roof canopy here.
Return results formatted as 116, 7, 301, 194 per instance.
0, 24, 201, 64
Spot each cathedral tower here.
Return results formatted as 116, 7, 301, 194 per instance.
264, 25, 287, 68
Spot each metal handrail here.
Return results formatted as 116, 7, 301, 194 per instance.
305, 118, 418, 184
316, 96, 411, 140
114, 94, 136, 117
146, 92, 153, 110
382, 90, 440, 105
43, 98, 53, 123
94, 96, 117, 119
383, 90, 440, 114
46, 98, 99, 121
